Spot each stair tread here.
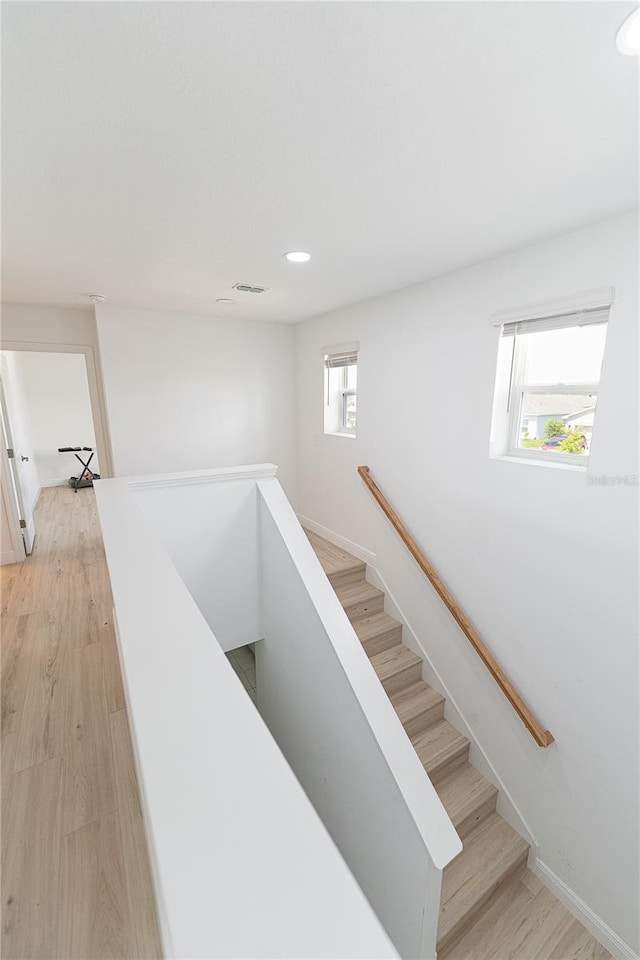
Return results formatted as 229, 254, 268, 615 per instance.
411, 719, 469, 774
438, 813, 530, 948
306, 522, 535, 959
370, 643, 422, 681
335, 580, 385, 623
353, 611, 403, 645
304, 529, 364, 577
335, 580, 384, 606
390, 681, 444, 725
435, 763, 498, 831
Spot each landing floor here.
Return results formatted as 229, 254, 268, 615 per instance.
1, 486, 162, 959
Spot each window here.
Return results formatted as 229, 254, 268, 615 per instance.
324, 349, 358, 437
492, 290, 612, 466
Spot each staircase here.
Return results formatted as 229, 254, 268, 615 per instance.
305, 529, 612, 960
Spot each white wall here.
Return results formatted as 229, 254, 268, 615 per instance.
0, 303, 98, 347
257, 478, 460, 959
2, 352, 98, 486
132, 469, 263, 652
294, 213, 639, 952
95, 305, 298, 502
95, 469, 397, 959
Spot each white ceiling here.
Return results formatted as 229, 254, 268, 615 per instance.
2, 2, 638, 323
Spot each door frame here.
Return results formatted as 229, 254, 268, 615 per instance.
0, 340, 114, 480
0, 374, 34, 553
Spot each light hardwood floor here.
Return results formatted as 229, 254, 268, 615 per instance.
1, 485, 162, 960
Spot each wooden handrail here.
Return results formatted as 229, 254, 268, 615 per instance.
357, 466, 554, 748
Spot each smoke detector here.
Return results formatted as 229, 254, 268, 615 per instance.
232, 283, 269, 294
89, 294, 106, 304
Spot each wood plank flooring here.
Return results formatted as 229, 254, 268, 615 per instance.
1, 485, 162, 959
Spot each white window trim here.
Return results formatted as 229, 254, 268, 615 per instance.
490, 286, 615, 327
323, 345, 358, 438
340, 367, 356, 434
507, 344, 599, 466
490, 289, 613, 470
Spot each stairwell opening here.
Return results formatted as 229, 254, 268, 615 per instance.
226, 643, 257, 704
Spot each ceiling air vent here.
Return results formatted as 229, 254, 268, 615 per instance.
232, 282, 269, 294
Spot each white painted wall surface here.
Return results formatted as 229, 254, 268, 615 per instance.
94, 469, 398, 960
0, 304, 114, 478
257, 478, 460, 959
131, 468, 262, 652
95, 305, 298, 501
0, 303, 98, 346
294, 213, 639, 952
2, 352, 98, 486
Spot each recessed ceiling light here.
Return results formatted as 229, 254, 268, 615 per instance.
616, 8, 640, 55
216, 298, 236, 305
283, 251, 311, 263
89, 294, 106, 303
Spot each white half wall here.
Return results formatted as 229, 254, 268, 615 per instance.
95, 305, 298, 502
94, 469, 398, 959
131, 467, 264, 652
294, 212, 639, 953
257, 478, 460, 959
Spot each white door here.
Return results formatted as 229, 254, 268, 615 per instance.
1, 447, 26, 564
0, 377, 35, 554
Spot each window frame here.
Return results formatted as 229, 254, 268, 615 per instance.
490, 287, 614, 470
339, 365, 357, 434
323, 348, 358, 438
506, 331, 601, 465
508, 383, 600, 466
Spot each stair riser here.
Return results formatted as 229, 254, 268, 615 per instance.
455, 792, 498, 840
343, 593, 385, 623
360, 625, 403, 658
428, 744, 470, 785
437, 851, 529, 957
380, 661, 423, 696
401, 700, 445, 739
328, 565, 366, 589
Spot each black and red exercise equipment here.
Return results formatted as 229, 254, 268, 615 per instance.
57, 446, 101, 491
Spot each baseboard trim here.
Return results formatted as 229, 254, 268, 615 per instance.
533, 859, 638, 960
1, 550, 21, 565
40, 478, 69, 488
297, 515, 377, 566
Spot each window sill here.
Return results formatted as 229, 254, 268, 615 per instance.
325, 431, 356, 440
492, 454, 587, 472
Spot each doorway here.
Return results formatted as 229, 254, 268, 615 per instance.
0, 349, 106, 563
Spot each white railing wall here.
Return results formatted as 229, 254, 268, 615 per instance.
129, 466, 264, 651
257, 477, 461, 959
96, 468, 397, 960
95, 465, 461, 959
